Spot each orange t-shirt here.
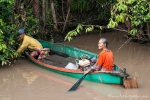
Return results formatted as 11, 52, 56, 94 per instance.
96, 50, 114, 71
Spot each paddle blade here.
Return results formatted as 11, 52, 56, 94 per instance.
123, 77, 138, 88
68, 73, 87, 91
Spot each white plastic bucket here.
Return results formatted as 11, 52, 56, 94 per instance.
65, 62, 78, 70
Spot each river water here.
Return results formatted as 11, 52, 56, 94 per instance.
0, 31, 150, 100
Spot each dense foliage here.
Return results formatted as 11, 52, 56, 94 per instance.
1, 0, 150, 66
65, 0, 150, 42
108, 0, 150, 36
0, 0, 39, 66
0, 0, 19, 66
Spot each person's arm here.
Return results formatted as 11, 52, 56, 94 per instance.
84, 63, 101, 74
17, 39, 29, 53
84, 51, 104, 74
83, 66, 94, 75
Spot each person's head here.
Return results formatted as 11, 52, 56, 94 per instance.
98, 38, 108, 50
18, 28, 25, 39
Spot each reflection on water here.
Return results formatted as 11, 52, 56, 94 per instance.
0, 32, 150, 100
22, 71, 38, 85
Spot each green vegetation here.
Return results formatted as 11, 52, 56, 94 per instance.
65, 0, 150, 42
0, 0, 39, 66
108, 0, 150, 36
0, 0, 19, 66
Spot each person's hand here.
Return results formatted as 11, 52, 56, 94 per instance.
84, 69, 90, 75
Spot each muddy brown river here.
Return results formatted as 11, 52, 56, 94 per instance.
0, 31, 150, 100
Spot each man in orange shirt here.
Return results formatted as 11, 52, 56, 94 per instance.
84, 38, 114, 74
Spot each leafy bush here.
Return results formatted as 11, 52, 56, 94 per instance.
107, 0, 150, 35
0, 0, 19, 66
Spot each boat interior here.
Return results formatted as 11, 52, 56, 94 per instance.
42, 54, 76, 68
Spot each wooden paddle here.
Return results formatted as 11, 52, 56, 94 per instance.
68, 73, 88, 91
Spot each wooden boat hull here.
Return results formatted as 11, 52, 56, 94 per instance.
26, 40, 123, 84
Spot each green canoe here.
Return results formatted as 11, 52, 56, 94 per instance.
26, 40, 125, 84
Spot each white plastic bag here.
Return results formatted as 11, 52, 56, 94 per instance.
65, 62, 78, 70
